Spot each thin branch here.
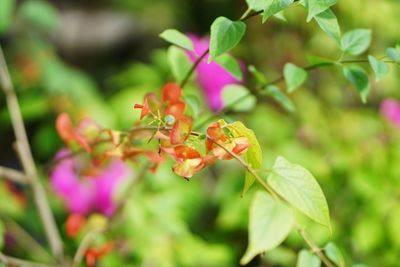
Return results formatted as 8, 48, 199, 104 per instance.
0, 253, 58, 267
0, 46, 64, 261
0, 166, 27, 184
72, 228, 103, 267
296, 225, 335, 267
180, 48, 209, 89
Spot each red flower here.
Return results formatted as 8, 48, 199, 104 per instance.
85, 243, 114, 267
66, 213, 86, 238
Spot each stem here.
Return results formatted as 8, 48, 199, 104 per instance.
0, 166, 27, 184
0, 46, 64, 261
180, 48, 209, 88
296, 225, 335, 267
0, 253, 58, 267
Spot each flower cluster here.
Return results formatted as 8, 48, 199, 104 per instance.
134, 83, 250, 178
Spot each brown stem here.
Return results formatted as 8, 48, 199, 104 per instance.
180, 48, 209, 88
0, 46, 64, 261
0, 253, 58, 267
0, 166, 27, 184
296, 225, 335, 267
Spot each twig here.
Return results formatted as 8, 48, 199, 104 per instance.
296, 225, 335, 267
0, 253, 58, 267
72, 228, 104, 267
180, 48, 209, 89
0, 46, 64, 261
0, 166, 27, 184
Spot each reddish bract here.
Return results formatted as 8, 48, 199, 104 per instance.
55, 113, 92, 152
85, 242, 114, 267
170, 116, 193, 145
162, 83, 182, 103
66, 213, 86, 238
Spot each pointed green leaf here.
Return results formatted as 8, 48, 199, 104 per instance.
264, 85, 295, 112
267, 156, 331, 229
159, 29, 194, 51
167, 46, 192, 84
305, 0, 336, 22
248, 65, 267, 84
227, 121, 262, 195
314, 9, 341, 44
241, 191, 295, 265
246, 0, 268, 10
209, 17, 246, 61
342, 65, 370, 103
214, 53, 243, 80
368, 55, 389, 81
386, 47, 400, 62
222, 85, 256, 112
324, 242, 345, 267
306, 55, 335, 67
0, 0, 15, 33
284, 63, 308, 93
296, 250, 321, 267
341, 29, 372, 56
262, 0, 294, 23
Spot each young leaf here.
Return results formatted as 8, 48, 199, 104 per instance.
283, 63, 308, 93
262, 0, 294, 23
368, 55, 389, 81
240, 191, 295, 265
296, 250, 321, 267
306, 55, 335, 67
314, 9, 341, 44
324, 242, 345, 267
342, 65, 370, 103
209, 17, 246, 61
227, 121, 262, 195
264, 85, 295, 112
267, 156, 331, 229
159, 29, 194, 51
248, 65, 267, 84
0, 0, 15, 33
305, 0, 336, 22
386, 47, 400, 62
214, 53, 243, 80
341, 29, 372, 56
222, 85, 256, 112
167, 46, 192, 84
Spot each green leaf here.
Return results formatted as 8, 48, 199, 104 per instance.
227, 121, 263, 195
264, 85, 295, 112
386, 47, 400, 62
248, 65, 267, 84
341, 29, 372, 56
214, 53, 243, 80
209, 17, 246, 61
305, 0, 336, 22
267, 156, 331, 229
283, 63, 308, 93
159, 29, 194, 51
221, 85, 256, 112
324, 242, 345, 267
368, 55, 389, 81
306, 55, 335, 67
19, 0, 59, 31
240, 191, 295, 265
296, 250, 321, 267
314, 9, 341, 44
246, 0, 268, 10
262, 0, 294, 23
183, 95, 201, 117
167, 46, 192, 84
342, 65, 370, 103
0, 0, 15, 33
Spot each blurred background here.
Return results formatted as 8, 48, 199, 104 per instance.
1, 0, 400, 266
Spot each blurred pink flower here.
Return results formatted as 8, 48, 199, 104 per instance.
380, 98, 400, 127
186, 35, 242, 111
50, 149, 131, 216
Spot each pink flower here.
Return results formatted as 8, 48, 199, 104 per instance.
50, 149, 131, 216
186, 35, 242, 111
380, 98, 400, 127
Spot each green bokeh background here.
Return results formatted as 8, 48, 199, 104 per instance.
0, 0, 400, 266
